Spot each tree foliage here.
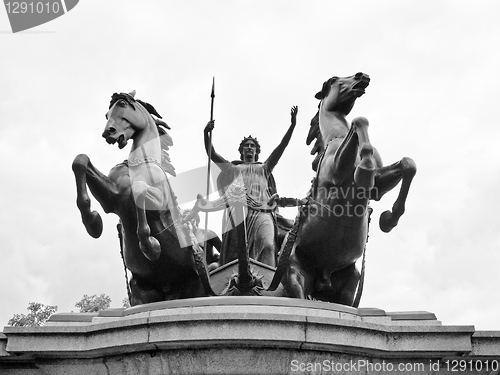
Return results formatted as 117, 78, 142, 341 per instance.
8, 294, 122, 326
122, 297, 131, 308
75, 294, 111, 312
8, 302, 58, 327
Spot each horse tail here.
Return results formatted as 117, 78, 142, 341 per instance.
352, 207, 372, 308
191, 239, 217, 296
352, 245, 366, 308
165, 176, 216, 297
117, 222, 133, 306
267, 208, 303, 291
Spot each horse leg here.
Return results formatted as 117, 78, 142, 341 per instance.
72, 154, 105, 238
132, 181, 162, 261
351, 117, 376, 189
372, 157, 417, 233
129, 275, 164, 305
310, 264, 360, 305
330, 264, 360, 306
284, 253, 313, 299
179, 275, 208, 299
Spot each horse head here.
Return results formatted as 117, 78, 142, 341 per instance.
315, 72, 370, 116
307, 73, 371, 171
102, 91, 159, 149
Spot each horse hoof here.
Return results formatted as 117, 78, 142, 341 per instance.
83, 211, 103, 238
140, 236, 161, 261
379, 210, 398, 233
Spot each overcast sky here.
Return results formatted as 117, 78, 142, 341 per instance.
1, 1, 499, 330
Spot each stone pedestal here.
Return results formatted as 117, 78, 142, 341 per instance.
1, 297, 499, 374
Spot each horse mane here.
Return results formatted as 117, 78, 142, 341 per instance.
156, 123, 176, 177
306, 77, 340, 172
135, 98, 176, 177
306, 110, 324, 172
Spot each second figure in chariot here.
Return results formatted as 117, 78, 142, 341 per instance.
203, 106, 298, 268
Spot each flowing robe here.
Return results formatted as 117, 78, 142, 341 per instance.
218, 162, 278, 267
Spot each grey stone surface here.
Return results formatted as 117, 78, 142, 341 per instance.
387, 311, 437, 320
472, 331, 500, 356
0, 333, 9, 357
1, 297, 499, 374
45, 312, 97, 322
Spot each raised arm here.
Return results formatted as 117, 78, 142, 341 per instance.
204, 120, 231, 171
265, 106, 298, 172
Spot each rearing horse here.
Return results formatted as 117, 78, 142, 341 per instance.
273, 73, 416, 306
72, 91, 214, 305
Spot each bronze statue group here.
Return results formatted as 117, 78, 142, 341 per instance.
73, 73, 416, 306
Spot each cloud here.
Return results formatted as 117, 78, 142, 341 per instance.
1, 0, 500, 330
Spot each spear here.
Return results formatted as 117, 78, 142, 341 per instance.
207, 77, 215, 199
204, 77, 215, 255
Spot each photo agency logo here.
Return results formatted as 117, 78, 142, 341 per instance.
3, 0, 79, 33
